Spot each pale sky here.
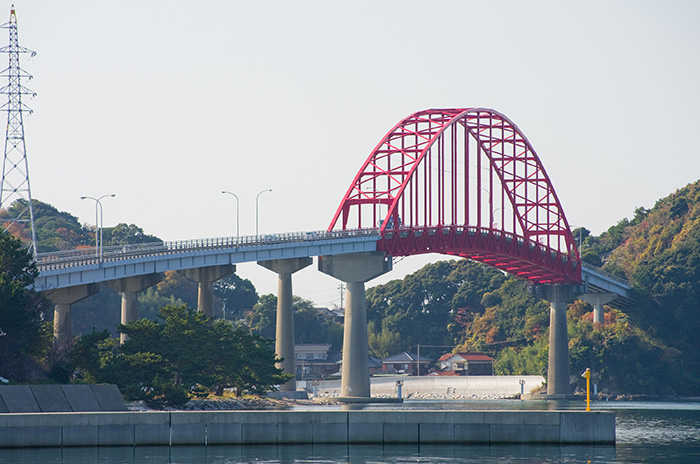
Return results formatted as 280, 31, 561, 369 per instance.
8, 1, 700, 307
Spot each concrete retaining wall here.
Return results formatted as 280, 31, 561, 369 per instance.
0, 410, 614, 447
309, 376, 546, 399
0, 385, 127, 413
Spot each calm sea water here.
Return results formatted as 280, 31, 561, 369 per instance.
0, 401, 698, 463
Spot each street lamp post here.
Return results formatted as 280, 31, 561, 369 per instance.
255, 188, 272, 240
221, 190, 240, 245
80, 194, 115, 261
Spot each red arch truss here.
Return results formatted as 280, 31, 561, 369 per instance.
328, 108, 581, 284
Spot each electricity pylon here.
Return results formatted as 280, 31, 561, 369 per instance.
0, 5, 36, 256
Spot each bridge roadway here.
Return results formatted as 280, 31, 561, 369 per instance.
35, 228, 631, 300
34, 229, 379, 291
34, 227, 632, 400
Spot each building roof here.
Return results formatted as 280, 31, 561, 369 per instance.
438, 352, 494, 362
381, 351, 433, 363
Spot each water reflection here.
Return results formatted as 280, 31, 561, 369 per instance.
0, 443, 619, 464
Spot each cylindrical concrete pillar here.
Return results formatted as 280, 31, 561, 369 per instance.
258, 257, 312, 393
340, 281, 370, 398
318, 252, 392, 399
53, 303, 72, 353
181, 265, 235, 317
276, 272, 296, 391
593, 302, 604, 324
547, 300, 570, 395
107, 274, 163, 344
580, 293, 615, 325
198, 282, 214, 319
120, 291, 138, 344
47, 284, 99, 355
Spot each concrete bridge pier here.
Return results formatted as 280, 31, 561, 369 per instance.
107, 274, 162, 343
258, 257, 312, 391
535, 284, 584, 397
47, 284, 99, 354
182, 265, 236, 318
581, 293, 615, 324
319, 252, 392, 399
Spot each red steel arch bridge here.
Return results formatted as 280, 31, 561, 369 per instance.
329, 108, 580, 285
33, 108, 631, 398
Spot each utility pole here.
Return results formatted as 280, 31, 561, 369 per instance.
0, 6, 37, 255
338, 282, 345, 310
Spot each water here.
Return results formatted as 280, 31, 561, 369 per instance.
0, 401, 697, 463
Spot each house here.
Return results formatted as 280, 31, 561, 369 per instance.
337, 356, 383, 376
381, 351, 433, 376
315, 307, 344, 324
295, 344, 341, 380
438, 353, 494, 376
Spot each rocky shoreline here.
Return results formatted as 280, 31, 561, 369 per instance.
127, 392, 700, 412
127, 396, 331, 412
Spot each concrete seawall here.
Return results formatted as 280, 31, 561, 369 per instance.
305, 375, 546, 399
0, 410, 614, 447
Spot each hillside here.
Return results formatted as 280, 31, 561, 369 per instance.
602, 180, 700, 394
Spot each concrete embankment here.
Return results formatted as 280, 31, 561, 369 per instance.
0, 409, 614, 447
308, 375, 546, 399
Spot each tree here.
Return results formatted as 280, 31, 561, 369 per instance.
366, 259, 505, 352
213, 273, 259, 320
0, 233, 52, 381
246, 294, 277, 339
71, 304, 292, 407
245, 294, 330, 344
102, 223, 161, 245
367, 320, 402, 359
1, 199, 91, 252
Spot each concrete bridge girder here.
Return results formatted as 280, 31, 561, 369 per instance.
258, 257, 313, 391
319, 251, 392, 399
181, 264, 236, 318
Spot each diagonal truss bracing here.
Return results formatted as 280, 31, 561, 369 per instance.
328, 108, 581, 284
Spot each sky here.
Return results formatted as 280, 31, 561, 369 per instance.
6, 1, 700, 308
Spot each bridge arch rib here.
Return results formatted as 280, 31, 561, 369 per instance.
328, 108, 581, 284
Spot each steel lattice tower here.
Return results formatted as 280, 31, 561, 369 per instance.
0, 5, 36, 255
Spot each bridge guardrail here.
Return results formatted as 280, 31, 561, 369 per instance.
35, 229, 381, 271
581, 261, 632, 289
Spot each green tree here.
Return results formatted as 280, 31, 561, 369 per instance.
0, 233, 52, 381
366, 259, 505, 352
245, 294, 334, 345
246, 294, 277, 339
213, 273, 259, 320
367, 320, 402, 359
103, 223, 161, 245
71, 304, 291, 406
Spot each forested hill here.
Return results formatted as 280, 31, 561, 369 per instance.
600, 180, 700, 394
0, 199, 160, 253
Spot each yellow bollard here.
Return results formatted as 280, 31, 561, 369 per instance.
581, 368, 591, 411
